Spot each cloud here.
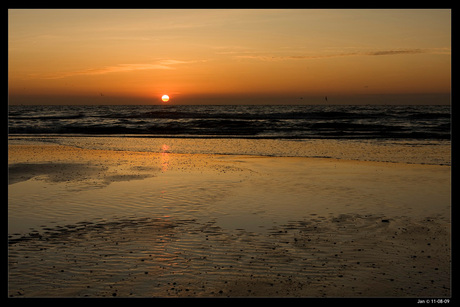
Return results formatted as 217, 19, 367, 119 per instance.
234, 48, 436, 62
234, 53, 354, 61
33, 59, 196, 80
157, 59, 192, 66
364, 49, 424, 56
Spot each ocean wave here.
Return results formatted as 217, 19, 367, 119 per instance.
8, 105, 451, 140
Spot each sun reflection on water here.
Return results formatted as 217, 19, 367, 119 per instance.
160, 144, 170, 172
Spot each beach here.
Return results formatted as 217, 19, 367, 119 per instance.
8, 137, 451, 297
9, 7, 452, 299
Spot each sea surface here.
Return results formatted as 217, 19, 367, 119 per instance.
8, 105, 451, 140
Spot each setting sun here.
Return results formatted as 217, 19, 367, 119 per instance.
161, 95, 170, 102
6, 9, 452, 299
8, 9, 451, 105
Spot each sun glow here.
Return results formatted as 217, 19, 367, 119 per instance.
161, 95, 170, 102
8, 10, 451, 105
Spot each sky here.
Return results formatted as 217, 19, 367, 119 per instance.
8, 9, 451, 105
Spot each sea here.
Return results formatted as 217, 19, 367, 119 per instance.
8, 104, 451, 140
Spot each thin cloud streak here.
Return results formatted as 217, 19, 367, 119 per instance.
234, 48, 445, 62
364, 49, 423, 56
32, 59, 197, 80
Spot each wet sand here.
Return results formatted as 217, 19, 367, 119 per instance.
8, 142, 451, 297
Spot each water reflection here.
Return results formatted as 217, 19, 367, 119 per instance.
160, 144, 170, 172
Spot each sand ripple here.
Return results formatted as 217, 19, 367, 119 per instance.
8, 214, 450, 297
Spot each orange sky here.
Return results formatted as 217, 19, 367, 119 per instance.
8, 9, 451, 105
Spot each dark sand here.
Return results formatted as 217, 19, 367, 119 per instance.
8, 214, 450, 297
8, 142, 451, 297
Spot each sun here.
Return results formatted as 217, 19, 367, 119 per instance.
161, 95, 170, 102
